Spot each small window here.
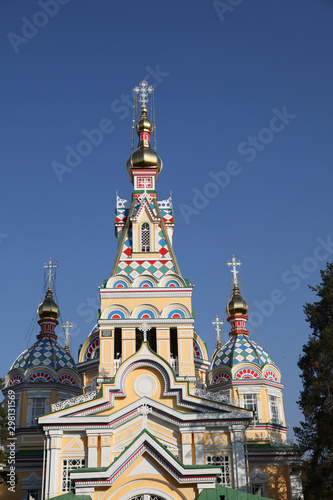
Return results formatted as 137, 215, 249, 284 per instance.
206, 455, 231, 487
251, 484, 266, 497
269, 395, 280, 423
243, 394, 258, 420
31, 398, 45, 426
141, 222, 150, 252
61, 458, 86, 492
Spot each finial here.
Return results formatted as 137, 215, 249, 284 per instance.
227, 255, 241, 288
212, 315, 223, 348
133, 81, 154, 109
62, 318, 73, 353
139, 321, 151, 343
43, 257, 58, 288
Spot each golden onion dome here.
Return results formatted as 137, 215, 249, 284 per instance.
227, 285, 248, 316
136, 106, 153, 134
38, 287, 60, 320
126, 107, 163, 177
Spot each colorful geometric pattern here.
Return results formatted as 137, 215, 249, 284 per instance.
234, 367, 260, 380
212, 371, 231, 384
113, 280, 129, 288
138, 309, 156, 319
139, 280, 154, 287
193, 339, 203, 359
107, 309, 126, 319
212, 334, 276, 370
158, 228, 171, 259
159, 207, 174, 226
264, 369, 279, 382
167, 309, 186, 319
84, 337, 100, 361
116, 259, 175, 280
120, 229, 132, 259
27, 370, 55, 383
164, 279, 180, 287
11, 337, 77, 372
115, 207, 129, 227
8, 374, 23, 386
57, 373, 77, 385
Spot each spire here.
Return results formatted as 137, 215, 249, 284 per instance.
37, 257, 60, 339
212, 315, 223, 348
226, 255, 249, 336
126, 80, 163, 184
62, 318, 73, 353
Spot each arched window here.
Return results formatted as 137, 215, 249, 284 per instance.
141, 222, 150, 252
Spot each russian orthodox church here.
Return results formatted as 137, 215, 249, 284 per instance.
1, 82, 303, 500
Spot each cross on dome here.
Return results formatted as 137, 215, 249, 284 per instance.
212, 315, 223, 347
43, 257, 58, 288
133, 80, 154, 108
62, 318, 73, 349
139, 321, 151, 342
227, 255, 242, 286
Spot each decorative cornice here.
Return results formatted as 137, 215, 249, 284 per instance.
98, 318, 194, 325
100, 289, 193, 299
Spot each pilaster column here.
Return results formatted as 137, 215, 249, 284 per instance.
86, 430, 98, 467
100, 431, 113, 467
180, 428, 192, 465
45, 429, 63, 499
194, 427, 206, 465
230, 425, 247, 491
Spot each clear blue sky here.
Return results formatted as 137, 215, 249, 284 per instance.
1, 0, 333, 439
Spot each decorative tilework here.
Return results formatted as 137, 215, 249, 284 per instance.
212, 334, 276, 371
10, 337, 78, 384
193, 339, 203, 359
116, 259, 175, 280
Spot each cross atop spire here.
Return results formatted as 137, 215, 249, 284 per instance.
212, 315, 223, 348
139, 321, 151, 342
227, 255, 242, 287
43, 257, 58, 288
133, 80, 154, 108
62, 318, 73, 353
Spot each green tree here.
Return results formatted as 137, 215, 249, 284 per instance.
294, 262, 333, 499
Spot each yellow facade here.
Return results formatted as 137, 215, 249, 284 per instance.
1, 91, 302, 500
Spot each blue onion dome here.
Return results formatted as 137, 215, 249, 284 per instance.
10, 337, 77, 372
211, 334, 276, 371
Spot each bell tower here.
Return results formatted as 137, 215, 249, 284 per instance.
78, 81, 209, 387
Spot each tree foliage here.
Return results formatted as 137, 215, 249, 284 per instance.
294, 262, 333, 499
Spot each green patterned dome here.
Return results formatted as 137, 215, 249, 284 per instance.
11, 337, 77, 372
212, 334, 276, 370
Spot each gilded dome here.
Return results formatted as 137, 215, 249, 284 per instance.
227, 285, 248, 316
38, 287, 60, 320
126, 107, 163, 177
136, 107, 153, 134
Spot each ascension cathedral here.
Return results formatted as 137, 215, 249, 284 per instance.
2, 82, 303, 500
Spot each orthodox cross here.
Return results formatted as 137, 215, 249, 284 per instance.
227, 255, 241, 286
212, 315, 223, 347
133, 80, 154, 108
43, 257, 58, 287
139, 321, 151, 342
62, 318, 73, 351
